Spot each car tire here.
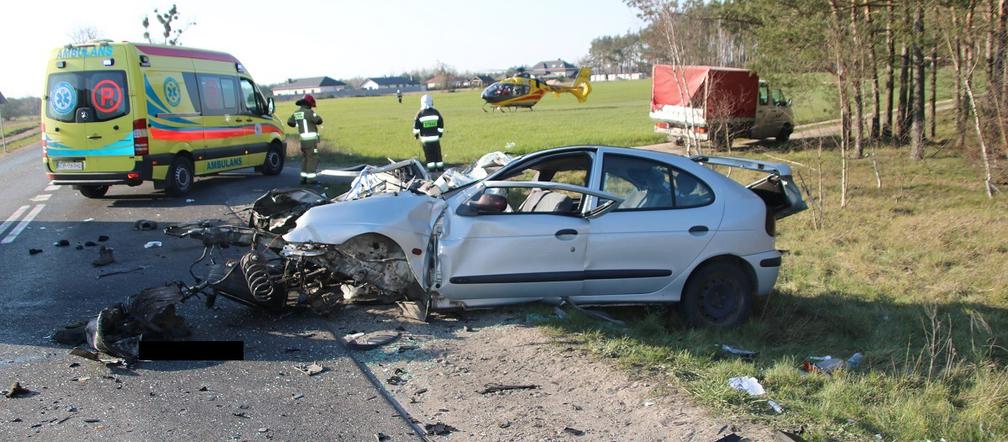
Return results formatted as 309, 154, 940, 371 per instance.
259, 143, 284, 176
680, 261, 753, 328
78, 185, 109, 199
165, 156, 194, 197
776, 124, 793, 143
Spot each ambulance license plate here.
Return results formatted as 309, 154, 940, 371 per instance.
56, 161, 84, 171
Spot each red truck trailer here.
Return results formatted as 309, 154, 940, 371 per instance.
649, 65, 794, 148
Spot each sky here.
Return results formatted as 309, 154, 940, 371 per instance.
0, 0, 645, 98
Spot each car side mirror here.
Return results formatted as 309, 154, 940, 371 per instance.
457, 193, 508, 216
267, 97, 275, 115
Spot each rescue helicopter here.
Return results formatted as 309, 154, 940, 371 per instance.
481, 67, 592, 111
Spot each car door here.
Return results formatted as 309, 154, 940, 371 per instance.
751, 81, 779, 139
238, 77, 273, 166
435, 149, 612, 301
195, 73, 242, 174
582, 153, 723, 297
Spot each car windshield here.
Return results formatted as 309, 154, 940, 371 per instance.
46, 71, 130, 123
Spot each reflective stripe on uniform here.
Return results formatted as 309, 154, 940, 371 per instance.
418, 115, 440, 122
300, 132, 319, 140
412, 128, 420, 135
437, 128, 444, 133
419, 135, 440, 143
426, 162, 436, 169
300, 172, 317, 178
435, 162, 444, 168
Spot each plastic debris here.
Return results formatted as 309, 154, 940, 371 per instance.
562, 427, 586, 436
719, 344, 757, 360
801, 352, 864, 373
342, 331, 400, 350
144, 241, 162, 249
2, 382, 30, 398
96, 266, 146, 280
768, 399, 784, 414
425, 422, 457, 436
185, 199, 195, 203
54, 239, 70, 247
28, 248, 42, 255
91, 246, 115, 267
479, 383, 539, 394
133, 220, 158, 231
728, 376, 766, 396
293, 362, 325, 376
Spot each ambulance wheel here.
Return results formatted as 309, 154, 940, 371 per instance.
165, 156, 194, 196
78, 185, 109, 199
259, 144, 284, 176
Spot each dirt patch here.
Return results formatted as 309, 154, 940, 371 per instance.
331, 305, 774, 441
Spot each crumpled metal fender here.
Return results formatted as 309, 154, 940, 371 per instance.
283, 192, 447, 287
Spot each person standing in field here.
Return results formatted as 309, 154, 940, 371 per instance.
287, 94, 323, 184
396, 88, 403, 104
413, 94, 444, 171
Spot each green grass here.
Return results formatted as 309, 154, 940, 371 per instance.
278, 77, 1004, 439
1, 118, 37, 138
535, 112, 1008, 440
280, 80, 668, 164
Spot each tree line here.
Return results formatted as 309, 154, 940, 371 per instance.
618, 0, 1006, 199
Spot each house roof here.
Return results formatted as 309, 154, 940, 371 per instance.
471, 75, 495, 83
531, 59, 576, 71
425, 73, 458, 84
366, 76, 418, 86
274, 76, 345, 90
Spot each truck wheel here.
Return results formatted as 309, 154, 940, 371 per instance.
259, 143, 284, 176
679, 261, 753, 328
78, 185, 109, 199
776, 124, 793, 143
165, 156, 194, 196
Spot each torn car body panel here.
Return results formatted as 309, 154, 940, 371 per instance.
690, 155, 808, 219
283, 192, 447, 291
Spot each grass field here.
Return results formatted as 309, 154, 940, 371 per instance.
280, 80, 668, 164
538, 113, 1008, 440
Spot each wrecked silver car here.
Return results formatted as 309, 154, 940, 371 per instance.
193, 145, 807, 328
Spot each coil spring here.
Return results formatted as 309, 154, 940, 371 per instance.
241, 252, 276, 303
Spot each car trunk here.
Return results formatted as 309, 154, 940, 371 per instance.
690, 155, 808, 220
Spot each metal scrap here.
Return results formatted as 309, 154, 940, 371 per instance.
479, 383, 539, 394
293, 362, 326, 376
3, 382, 30, 398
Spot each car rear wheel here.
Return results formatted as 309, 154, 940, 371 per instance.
680, 261, 753, 328
259, 143, 284, 176
165, 156, 194, 196
776, 124, 793, 142
78, 185, 109, 199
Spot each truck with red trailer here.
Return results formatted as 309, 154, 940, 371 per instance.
649, 65, 794, 148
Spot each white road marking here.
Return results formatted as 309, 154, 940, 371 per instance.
44, 185, 61, 192
1, 204, 45, 244
30, 194, 52, 202
0, 205, 31, 238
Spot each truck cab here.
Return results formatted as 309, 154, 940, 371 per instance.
751, 80, 794, 142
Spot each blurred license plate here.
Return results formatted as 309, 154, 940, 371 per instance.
56, 161, 84, 171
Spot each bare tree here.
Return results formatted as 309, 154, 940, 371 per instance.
142, 4, 196, 46
68, 26, 100, 44
850, 0, 866, 159
829, 0, 851, 207
865, 1, 882, 141
910, 0, 927, 160
884, 0, 896, 139
898, 0, 912, 144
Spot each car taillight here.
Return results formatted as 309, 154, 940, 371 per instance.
696, 127, 708, 134
655, 122, 670, 129
133, 118, 149, 156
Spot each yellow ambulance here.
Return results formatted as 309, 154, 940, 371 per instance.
42, 40, 286, 197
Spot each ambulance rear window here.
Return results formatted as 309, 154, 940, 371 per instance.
46, 71, 130, 123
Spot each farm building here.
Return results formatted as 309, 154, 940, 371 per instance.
273, 76, 347, 97
530, 59, 578, 79
361, 76, 420, 91
464, 75, 496, 88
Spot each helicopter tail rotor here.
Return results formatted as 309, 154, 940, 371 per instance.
568, 67, 592, 103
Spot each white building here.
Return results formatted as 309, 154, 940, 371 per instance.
273, 77, 346, 97
360, 76, 420, 91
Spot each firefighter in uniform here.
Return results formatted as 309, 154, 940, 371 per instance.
412, 94, 444, 171
287, 94, 323, 184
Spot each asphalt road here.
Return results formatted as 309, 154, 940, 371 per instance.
0, 144, 420, 440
